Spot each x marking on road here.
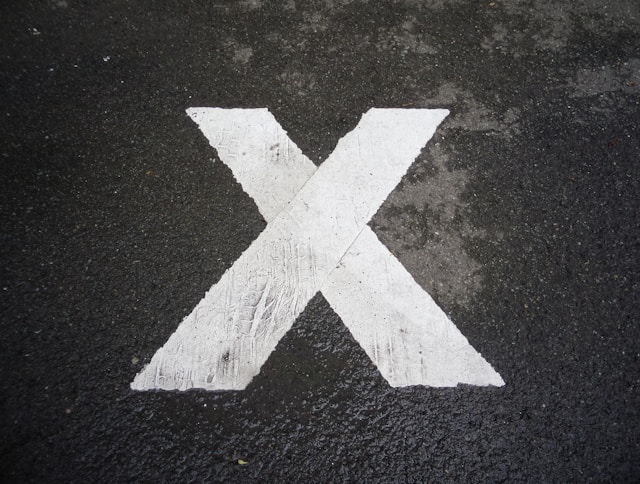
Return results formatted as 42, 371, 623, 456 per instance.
132, 108, 504, 391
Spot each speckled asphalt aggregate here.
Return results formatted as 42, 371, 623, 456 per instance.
1, 0, 639, 481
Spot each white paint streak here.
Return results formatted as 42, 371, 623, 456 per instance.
132, 108, 504, 391
187, 108, 316, 223
323, 228, 504, 387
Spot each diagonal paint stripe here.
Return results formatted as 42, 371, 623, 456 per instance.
323, 228, 504, 387
132, 109, 449, 391
187, 108, 316, 223
148, 108, 503, 389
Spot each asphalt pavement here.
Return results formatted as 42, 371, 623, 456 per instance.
1, 0, 639, 481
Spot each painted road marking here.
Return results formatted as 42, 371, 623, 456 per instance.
186, 108, 504, 389
131, 108, 504, 391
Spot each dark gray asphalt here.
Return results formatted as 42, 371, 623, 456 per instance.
2, 0, 639, 481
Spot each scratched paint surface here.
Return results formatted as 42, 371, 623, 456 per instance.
132, 109, 456, 390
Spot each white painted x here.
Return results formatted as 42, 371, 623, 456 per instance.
132, 108, 504, 391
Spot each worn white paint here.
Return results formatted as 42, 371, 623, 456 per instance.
186, 108, 316, 223
131, 108, 504, 391
323, 228, 504, 387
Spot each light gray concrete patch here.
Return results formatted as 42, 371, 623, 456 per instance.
398, 0, 457, 10
232, 46, 254, 66
373, 143, 491, 310
419, 82, 522, 138
500, 0, 640, 53
278, 69, 318, 98
377, 20, 439, 56
240, 0, 263, 11
481, 23, 526, 57
301, 12, 330, 33
373, 83, 521, 310
571, 58, 640, 97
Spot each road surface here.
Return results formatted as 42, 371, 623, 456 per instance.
1, 0, 639, 481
